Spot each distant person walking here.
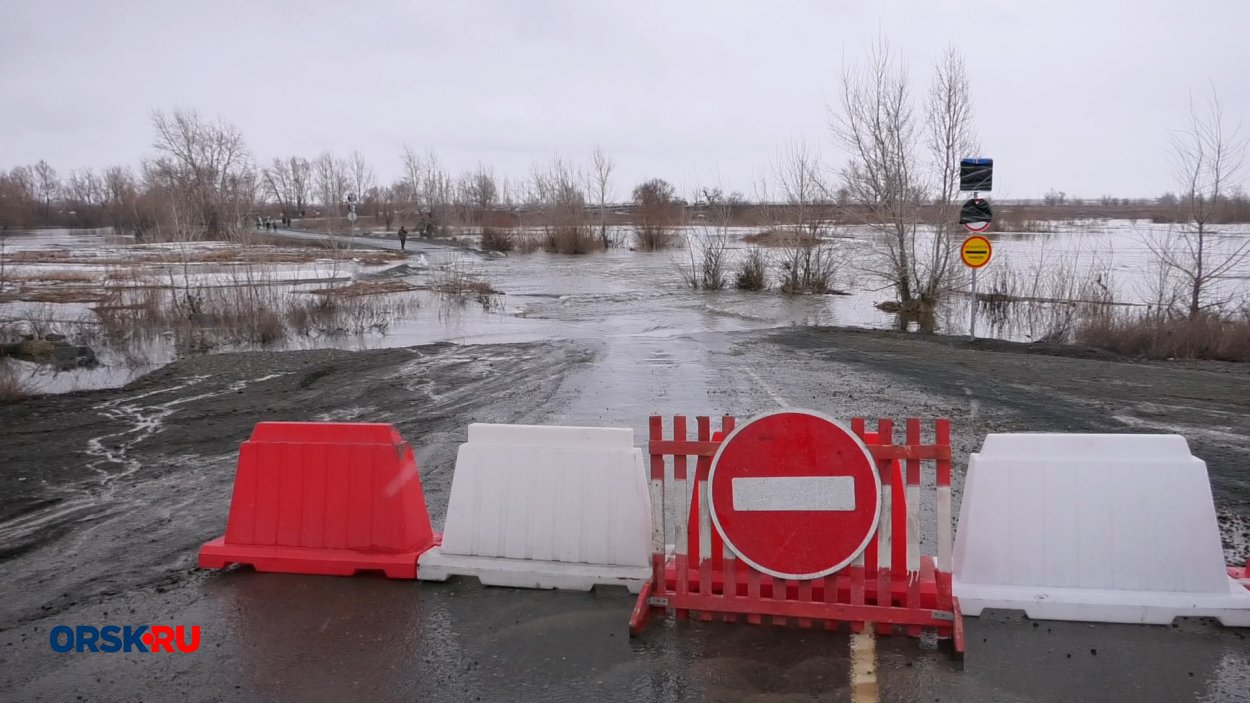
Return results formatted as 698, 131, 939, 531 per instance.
397, 226, 408, 251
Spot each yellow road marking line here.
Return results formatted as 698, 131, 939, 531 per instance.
850, 625, 880, 703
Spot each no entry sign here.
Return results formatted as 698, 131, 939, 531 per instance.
707, 410, 881, 580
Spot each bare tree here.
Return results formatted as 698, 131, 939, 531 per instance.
457, 164, 498, 222
373, 183, 400, 230
422, 152, 454, 230
149, 108, 254, 239
679, 186, 733, 289
64, 168, 104, 225
1, 167, 35, 227
400, 145, 425, 212
833, 40, 978, 308
590, 145, 615, 246
312, 152, 348, 213
1146, 88, 1250, 317
288, 157, 311, 214
32, 160, 60, 220
772, 141, 829, 237
921, 46, 978, 302
529, 158, 597, 253
262, 158, 295, 212
346, 151, 376, 211
833, 38, 922, 304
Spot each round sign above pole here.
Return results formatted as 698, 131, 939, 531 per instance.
959, 197, 993, 233
960, 235, 992, 268
707, 410, 881, 581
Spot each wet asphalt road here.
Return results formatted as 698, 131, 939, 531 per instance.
2, 326, 1250, 701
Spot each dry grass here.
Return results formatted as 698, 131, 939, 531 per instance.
10, 270, 95, 283
1075, 310, 1250, 361
13, 288, 112, 304
993, 208, 1055, 234
742, 229, 821, 247
7, 243, 404, 267
308, 280, 417, 297
85, 279, 417, 353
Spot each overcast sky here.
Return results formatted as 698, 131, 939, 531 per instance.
2, 0, 1248, 200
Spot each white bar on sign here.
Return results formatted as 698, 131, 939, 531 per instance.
732, 476, 856, 512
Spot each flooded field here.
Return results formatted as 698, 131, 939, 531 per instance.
4, 221, 1246, 396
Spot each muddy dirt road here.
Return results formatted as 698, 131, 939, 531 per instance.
1, 328, 1248, 702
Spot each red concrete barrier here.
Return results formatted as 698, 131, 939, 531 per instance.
199, 422, 438, 579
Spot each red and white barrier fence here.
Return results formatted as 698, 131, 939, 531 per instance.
629, 411, 963, 653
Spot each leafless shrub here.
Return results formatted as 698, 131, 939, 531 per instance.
736, 247, 769, 291
0, 233, 13, 299
525, 159, 603, 255
633, 178, 682, 251
430, 258, 501, 296
513, 232, 544, 254
480, 227, 514, 253
0, 360, 31, 402
777, 235, 844, 294
544, 226, 599, 255
679, 230, 729, 290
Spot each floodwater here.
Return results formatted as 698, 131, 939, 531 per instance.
4, 221, 1247, 396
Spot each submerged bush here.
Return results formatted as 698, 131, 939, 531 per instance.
480, 227, 514, 253
736, 247, 768, 291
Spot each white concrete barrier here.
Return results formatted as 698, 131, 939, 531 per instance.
953, 433, 1250, 626
417, 423, 652, 592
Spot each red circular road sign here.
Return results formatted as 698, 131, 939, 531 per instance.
708, 410, 881, 580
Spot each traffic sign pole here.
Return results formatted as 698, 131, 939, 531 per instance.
959, 235, 993, 340
970, 267, 979, 340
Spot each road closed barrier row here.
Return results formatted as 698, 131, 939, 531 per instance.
198, 418, 1249, 654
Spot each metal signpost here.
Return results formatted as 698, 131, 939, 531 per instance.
960, 235, 993, 338
346, 193, 358, 249
958, 158, 994, 339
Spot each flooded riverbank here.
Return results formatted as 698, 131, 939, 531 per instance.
2, 221, 1248, 396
